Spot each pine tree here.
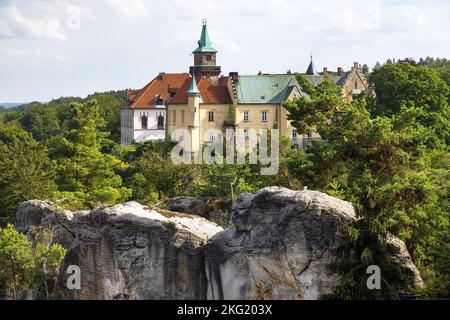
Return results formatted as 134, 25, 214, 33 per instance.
50, 100, 131, 209
0, 125, 57, 225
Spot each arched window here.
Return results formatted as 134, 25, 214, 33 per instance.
157, 115, 164, 130
141, 115, 148, 129
355, 81, 358, 89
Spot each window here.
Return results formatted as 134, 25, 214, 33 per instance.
157, 115, 164, 130
208, 111, 214, 122
141, 115, 148, 129
307, 132, 312, 138
261, 111, 268, 123
209, 132, 216, 142
355, 81, 358, 89
206, 55, 212, 62
292, 129, 297, 139
244, 129, 249, 140
155, 95, 164, 105
172, 110, 176, 124
181, 110, 185, 124
243, 111, 249, 122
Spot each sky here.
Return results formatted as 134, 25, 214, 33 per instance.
0, 0, 449, 102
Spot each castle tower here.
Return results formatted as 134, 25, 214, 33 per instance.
189, 20, 221, 77
187, 73, 201, 161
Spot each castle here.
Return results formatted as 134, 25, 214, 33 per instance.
120, 22, 369, 150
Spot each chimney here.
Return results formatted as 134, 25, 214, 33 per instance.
229, 72, 239, 82
323, 67, 328, 74
159, 72, 166, 81
337, 67, 343, 76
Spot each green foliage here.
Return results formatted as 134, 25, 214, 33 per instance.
125, 146, 199, 203
0, 224, 34, 299
285, 63, 450, 299
0, 125, 57, 225
0, 225, 65, 300
285, 74, 344, 134
370, 62, 450, 146
49, 100, 131, 209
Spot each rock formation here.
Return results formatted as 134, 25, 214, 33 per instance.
15, 200, 222, 300
14, 187, 423, 300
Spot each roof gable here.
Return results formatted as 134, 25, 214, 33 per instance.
129, 73, 190, 109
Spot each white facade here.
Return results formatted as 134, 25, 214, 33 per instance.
120, 107, 166, 145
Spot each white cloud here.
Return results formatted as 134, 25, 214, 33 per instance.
0, 0, 449, 102
0, 4, 66, 40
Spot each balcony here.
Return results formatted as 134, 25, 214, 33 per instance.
223, 120, 236, 127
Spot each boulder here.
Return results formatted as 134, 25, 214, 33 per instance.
15, 201, 222, 300
204, 187, 423, 299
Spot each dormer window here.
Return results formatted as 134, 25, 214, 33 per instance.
155, 95, 164, 105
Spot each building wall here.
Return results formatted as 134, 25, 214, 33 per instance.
168, 104, 189, 135
132, 109, 166, 143
120, 108, 134, 145
199, 104, 230, 142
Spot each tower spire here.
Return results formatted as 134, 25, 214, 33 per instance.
187, 72, 199, 95
306, 54, 317, 75
193, 20, 217, 53
190, 20, 221, 77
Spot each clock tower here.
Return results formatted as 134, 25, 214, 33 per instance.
189, 20, 221, 77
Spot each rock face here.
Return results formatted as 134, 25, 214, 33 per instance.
14, 187, 423, 300
15, 201, 222, 300
205, 187, 355, 300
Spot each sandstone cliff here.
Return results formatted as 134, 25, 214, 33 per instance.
14, 187, 423, 300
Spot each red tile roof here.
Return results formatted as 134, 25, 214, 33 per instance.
171, 76, 232, 104
129, 73, 190, 109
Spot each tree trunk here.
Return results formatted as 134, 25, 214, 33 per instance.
10, 256, 17, 300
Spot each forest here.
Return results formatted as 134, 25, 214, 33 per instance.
0, 57, 449, 299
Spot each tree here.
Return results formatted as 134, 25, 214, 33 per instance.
50, 100, 131, 209
0, 224, 34, 300
0, 224, 66, 300
126, 151, 199, 202
0, 125, 57, 225
29, 226, 66, 300
370, 62, 450, 146
285, 74, 449, 298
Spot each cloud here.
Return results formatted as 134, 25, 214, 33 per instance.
0, 4, 66, 40
1, 0, 449, 102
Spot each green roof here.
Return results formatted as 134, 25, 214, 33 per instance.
235, 75, 306, 104
193, 23, 217, 53
187, 73, 199, 95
